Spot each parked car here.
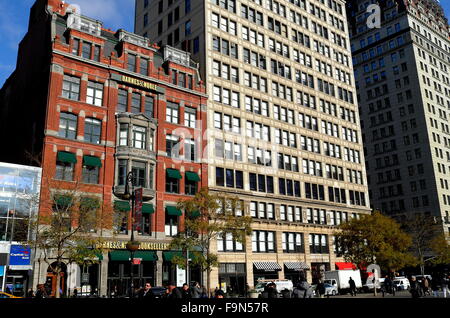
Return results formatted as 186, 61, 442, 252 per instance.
0, 292, 22, 299
150, 286, 167, 298
324, 283, 338, 296
255, 279, 293, 294
393, 277, 410, 290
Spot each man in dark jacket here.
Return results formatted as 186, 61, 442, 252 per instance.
349, 277, 357, 296
409, 276, 420, 298
165, 282, 183, 299
138, 283, 155, 299
181, 283, 191, 299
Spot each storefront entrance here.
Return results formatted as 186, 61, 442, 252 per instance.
46, 262, 67, 297
107, 260, 156, 297
3, 271, 28, 297
253, 262, 281, 287
218, 263, 246, 297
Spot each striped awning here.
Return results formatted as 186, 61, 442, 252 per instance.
253, 262, 282, 272
284, 262, 310, 271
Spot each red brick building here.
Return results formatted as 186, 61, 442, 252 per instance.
0, 0, 208, 296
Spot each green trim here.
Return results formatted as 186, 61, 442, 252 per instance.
166, 168, 182, 179
142, 203, 155, 214
190, 210, 200, 218
83, 156, 102, 167
54, 195, 73, 208
162, 251, 183, 262
114, 200, 130, 212
185, 171, 200, 182
134, 251, 158, 261
166, 206, 182, 216
57, 151, 77, 164
109, 250, 130, 261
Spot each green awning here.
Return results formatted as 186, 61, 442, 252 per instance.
57, 151, 77, 163
185, 171, 201, 182
134, 251, 158, 261
190, 210, 200, 218
95, 252, 104, 261
55, 194, 73, 208
142, 203, 155, 214
163, 251, 183, 262
166, 206, 182, 216
114, 200, 130, 212
166, 168, 182, 179
109, 250, 131, 261
83, 155, 102, 167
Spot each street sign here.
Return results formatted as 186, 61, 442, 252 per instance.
9, 245, 32, 270
132, 258, 142, 265
134, 188, 143, 228
82, 273, 90, 283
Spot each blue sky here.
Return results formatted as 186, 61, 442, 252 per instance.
0, 0, 450, 87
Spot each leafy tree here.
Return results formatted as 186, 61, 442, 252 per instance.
336, 211, 416, 272
428, 234, 450, 266
169, 188, 253, 297
401, 214, 444, 276
27, 178, 111, 298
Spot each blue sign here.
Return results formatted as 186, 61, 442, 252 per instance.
9, 245, 31, 266
0, 266, 4, 277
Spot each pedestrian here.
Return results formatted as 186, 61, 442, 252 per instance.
137, 282, 154, 299
34, 284, 48, 299
181, 283, 191, 299
349, 277, 357, 296
409, 276, 420, 299
431, 277, 440, 298
164, 282, 183, 299
281, 288, 291, 298
267, 282, 278, 298
316, 282, 326, 298
190, 281, 202, 298
422, 277, 430, 296
292, 279, 312, 298
384, 275, 395, 296
215, 289, 225, 298
441, 274, 449, 298
200, 285, 208, 298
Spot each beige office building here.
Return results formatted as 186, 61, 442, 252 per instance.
136, 0, 371, 294
346, 0, 450, 240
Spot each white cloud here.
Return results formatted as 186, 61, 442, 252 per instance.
70, 0, 136, 31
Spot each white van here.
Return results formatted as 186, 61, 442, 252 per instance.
393, 277, 410, 291
255, 279, 294, 294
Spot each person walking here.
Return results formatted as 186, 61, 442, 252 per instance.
441, 274, 449, 298
316, 282, 326, 298
431, 276, 440, 298
349, 277, 357, 296
190, 282, 202, 298
384, 275, 395, 296
34, 284, 48, 299
409, 276, 421, 298
164, 282, 183, 299
138, 282, 154, 299
181, 283, 191, 299
422, 277, 430, 296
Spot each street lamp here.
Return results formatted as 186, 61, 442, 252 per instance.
114, 171, 140, 298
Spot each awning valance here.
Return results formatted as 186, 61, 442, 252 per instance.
253, 262, 282, 272
166, 206, 182, 216
335, 262, 357, 270
142, 203, 155, 214
57, 151, 77, 163
185, 171, 201, 182
284, 262, 310, 271
166, 168, 182, 179
163, 251, 183, 262
114, 200, 130, 212
109, 251, 158, 262
83, 155, 102, 167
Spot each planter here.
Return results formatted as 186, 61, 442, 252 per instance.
249, 292, 259, 299
126, 241, 140, 252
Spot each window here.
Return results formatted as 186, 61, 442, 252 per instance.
62, 75, 80, 100
93, 45, 101, 62
82, 42, 91, 59
82, 157, 100, 184
86, 81, 103, 106
166, 102, 179, 124
184, 107, 196, 128
117, 89, 128, 112
309, 233, 329, 254
131, 93, 141, 113
131, 161, 146, 188
166, 172, 180, 193
59, 112, 77, 139
119, 124, 128, 146
165, 210, 178, 236
55, 153, 75, 181
72, 38, 80, 55
252, 230, 276, 253
166, 134, 180, 158
217, 233, 244, 252
282, 232, 304, 253
185, 176, 198, 195
128, 54, 137, 72
84, 118, 101, 144
144, 96, 154, 118
184, 139, 196, 161
132, 126, 147, 150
